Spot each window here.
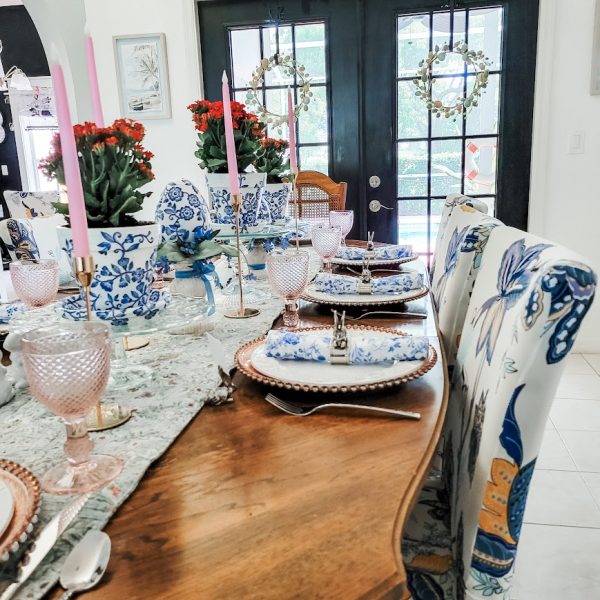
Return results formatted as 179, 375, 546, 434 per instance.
396, 7, 503, 261
228, 21, 330, 173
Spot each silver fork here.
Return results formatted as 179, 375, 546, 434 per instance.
265, 393, 421, 420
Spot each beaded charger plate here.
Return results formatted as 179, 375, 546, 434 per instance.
235, 325, 437, 393
330, 253, 418, 268
0, 460, 41, 576
301, 283, 430, 307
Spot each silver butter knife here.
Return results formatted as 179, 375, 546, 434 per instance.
0, 493, 91, 600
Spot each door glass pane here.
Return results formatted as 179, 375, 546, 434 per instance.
230, 29, 261, 88
397, 141, 428, 197
299, 145, 328, 174
468, 8, 503, 71
298, 85, 328, 144
263, 26, 294, 87
397, 15, 430, 78
397, 80, 428, 139
430, 199, 445, 248
432, 11, 466, 75
465, 137, 497, 195
466, 73, 500, 135
431, 139, 462, 197
398, 200, 429, 255
295, 23, 326, 84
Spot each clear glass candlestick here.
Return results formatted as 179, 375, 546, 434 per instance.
311, 224, 342, 272
329, 210, 354, 245
266, 250, 310, 327
10, 259, 59, 308
21, 322, 123, 495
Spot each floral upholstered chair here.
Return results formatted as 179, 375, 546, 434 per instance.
431, 194, 489, 282
155, 179, 212, 243
3, 190, 59, 219
0, 218, 40, 262
430, 205, 502, 368
403, 226, 597, 600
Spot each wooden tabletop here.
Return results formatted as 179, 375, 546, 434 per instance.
49, 262, 448, 600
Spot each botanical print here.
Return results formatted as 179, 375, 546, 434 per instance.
432, 224, 469, 307
115, 35, 171, 119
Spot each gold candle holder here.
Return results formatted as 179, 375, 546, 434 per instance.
73, 255, 132, 431
224, 193, 260, 319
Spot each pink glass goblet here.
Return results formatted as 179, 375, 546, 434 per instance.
329, 210, 354, 245
10, 259, 59, 308
311, 224, 342, 273
266, 250, 310, 328
21, 322, 123, 495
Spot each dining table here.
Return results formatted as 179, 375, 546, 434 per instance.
37, 252, 449, 600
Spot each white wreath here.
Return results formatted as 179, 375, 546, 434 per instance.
414, 41, 492, 119
246, 54, 312, 128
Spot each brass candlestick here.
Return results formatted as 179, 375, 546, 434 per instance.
73, 256, 132, 431
224, 193, 260, 319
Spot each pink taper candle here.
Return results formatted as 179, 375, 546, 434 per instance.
50, 63, 90, 257
221, 71, 240, 196
287, 88, 297, 174
85, 33, 105, 127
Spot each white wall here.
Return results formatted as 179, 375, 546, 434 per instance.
83, 0, 204, 221
530, 0, 600, 352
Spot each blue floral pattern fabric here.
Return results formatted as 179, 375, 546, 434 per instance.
155, 179, 211, 243
264, 330, 429, 364
313, 272, 424, 295
335, 244, 413, 261
403, 226, 597, 600
0, 218, 40, 262
3, 190, 59, 219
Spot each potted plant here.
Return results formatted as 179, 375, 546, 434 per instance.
254, 137, 292, 223
39, 118, 168, 324
157, 225, 237, 304
187, 99, 266, 231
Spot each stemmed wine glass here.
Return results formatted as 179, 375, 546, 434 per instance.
266, 250, 310, 327
329, 210, 354, 246
10, 259, 59, 307
311, 224, 342, 273
21, 322, 123, 494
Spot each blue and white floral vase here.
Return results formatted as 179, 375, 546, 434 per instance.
262, 182, 292, 223
246, 245, 268, 280
57, 224, 171, 325
155, 179, 212, 243
206, 172, 266, 232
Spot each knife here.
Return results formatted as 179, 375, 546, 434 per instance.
0, 493, 91, 600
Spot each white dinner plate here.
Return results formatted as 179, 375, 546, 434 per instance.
301, 282, 430, 307
250, 329, 432, 387
0, 478, 15, 539
331, 253, 418, 268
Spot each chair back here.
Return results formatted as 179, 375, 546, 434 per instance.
292, 170, 347, 225
430, 204, 502, 367
432, 194, 489, 276
0, 218, 40, 262
446, 226, 596, 599
3, 190, 59, 219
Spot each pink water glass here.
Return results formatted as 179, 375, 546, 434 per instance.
10, 259, 59, 307
266, 250, 310, 327
311, 224, 342, 273
329, 210, 354, 245
21, 323, 123, 495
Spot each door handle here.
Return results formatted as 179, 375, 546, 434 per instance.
369, 200, 393, 213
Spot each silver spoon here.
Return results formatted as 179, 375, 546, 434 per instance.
59, 530, 111, 599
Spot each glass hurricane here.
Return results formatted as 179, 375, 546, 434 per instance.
311, 224, 342, 272
10, 259, 59, 308
21, 322, 123, 495
266, 250, 310, 328
329, 210, 354, 245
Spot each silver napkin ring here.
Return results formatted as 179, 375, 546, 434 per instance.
330, 310, 349, 364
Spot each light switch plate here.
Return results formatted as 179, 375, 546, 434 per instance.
568, 131, 585, 154
0, 165, 7, 176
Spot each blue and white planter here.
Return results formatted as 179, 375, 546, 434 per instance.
57, 224, 171, 325
246, 246, 268, 280
207, 172, 266, 231
262, 182, 292, 223
155, 179, 212, 244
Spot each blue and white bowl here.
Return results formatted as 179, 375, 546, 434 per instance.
57, 224, 171, 326
207, 172, 266, 231
155, 179, 212, 243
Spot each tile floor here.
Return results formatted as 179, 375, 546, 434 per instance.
511, 354, 600, 599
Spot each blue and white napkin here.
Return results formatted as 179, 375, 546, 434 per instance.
264, 330, 429, 364
335, 244, 413, 261
313, 272, 423, 295
0, 302, 25, 325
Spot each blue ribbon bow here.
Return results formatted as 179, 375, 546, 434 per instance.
175, 260, 219, 306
